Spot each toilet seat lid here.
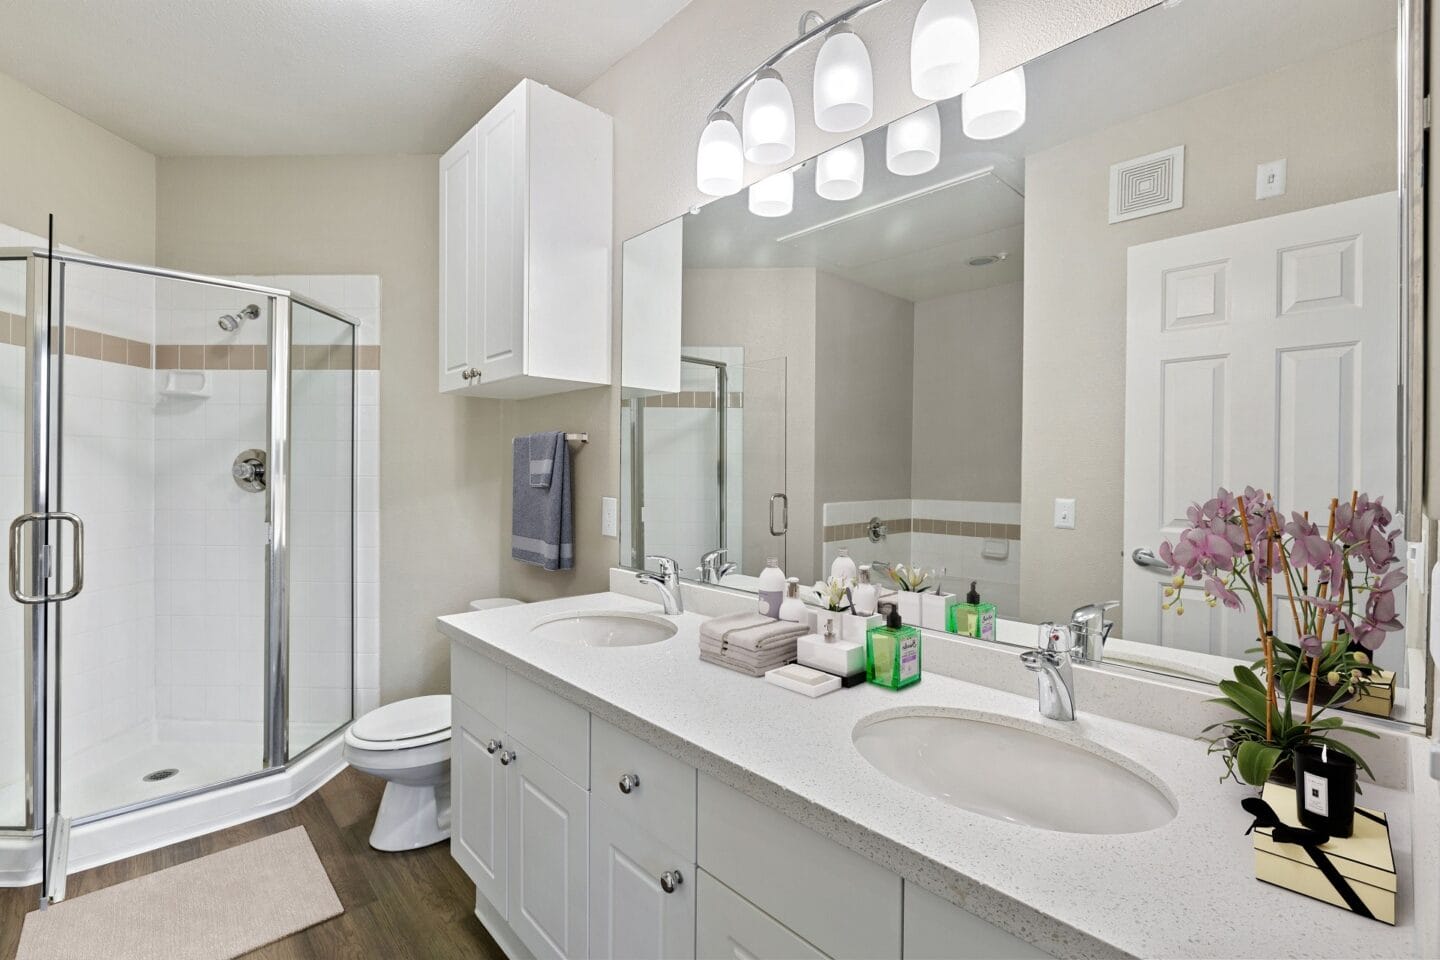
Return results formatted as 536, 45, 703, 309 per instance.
350, 694, 451, 746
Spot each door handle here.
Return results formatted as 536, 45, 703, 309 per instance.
9, 512, 84, 604
1131, 547, 1170, 572
769, 493, 788, 536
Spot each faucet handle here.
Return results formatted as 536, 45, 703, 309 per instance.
646, 555, 679, 578
1037, 621, 1071, 653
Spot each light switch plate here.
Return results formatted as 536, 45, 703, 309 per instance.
601, 496, 618, 538
1255, 159, 1286, 199
1054, 498, 1076, 530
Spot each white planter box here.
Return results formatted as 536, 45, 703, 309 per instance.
893, 592, 921, 627
921, 593, 957, 632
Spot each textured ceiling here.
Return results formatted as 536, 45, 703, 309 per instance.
0, 0, 694, 156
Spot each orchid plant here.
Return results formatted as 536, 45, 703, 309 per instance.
1159, 487, 1398, 786
885, 563, 938, 593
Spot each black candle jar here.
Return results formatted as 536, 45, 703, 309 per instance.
1292, 741, 1357, 838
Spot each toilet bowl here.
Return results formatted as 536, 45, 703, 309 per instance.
344, 694, 455, 851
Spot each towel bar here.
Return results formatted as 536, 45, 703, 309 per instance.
565, 432, 588, 443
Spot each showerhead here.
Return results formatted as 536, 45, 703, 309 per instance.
218, 303, 260, 332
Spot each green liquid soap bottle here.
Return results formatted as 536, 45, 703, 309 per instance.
948, 580, 997, 641
866, 602, 921, 690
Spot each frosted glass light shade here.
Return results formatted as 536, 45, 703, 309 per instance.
813, 27, 873, 133
816, 140, 865, 201
743, 69, 796, 165
886, 104, 941, 176
962, 66, 1027, 140
910, 0, 980, 100
696, 112, 743, 196
748, 169, 794, 217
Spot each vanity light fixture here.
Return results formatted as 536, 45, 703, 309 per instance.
886, 104, 942, 176
749, 168, 795, 217
910, 0, 980, 100
962, 65, 1027, 140
813, 24, 874, 132
743, 68, 796, 165
696, 111, 745, 196
816, 140, 865, 201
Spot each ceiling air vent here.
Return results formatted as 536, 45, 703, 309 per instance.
1109, 145, 1184, 223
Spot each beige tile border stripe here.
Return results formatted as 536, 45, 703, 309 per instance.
624, 390, 744, 409
0, 314, 379, 370
824, 517, 1022, 543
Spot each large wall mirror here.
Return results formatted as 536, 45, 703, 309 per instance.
620, 0, 1428, 726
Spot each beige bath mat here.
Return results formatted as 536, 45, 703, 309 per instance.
16, 826, 343, 960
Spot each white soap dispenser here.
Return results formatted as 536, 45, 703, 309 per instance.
778, 577, 808, 623
830, 546, 858, 584
757, 557, 786, 618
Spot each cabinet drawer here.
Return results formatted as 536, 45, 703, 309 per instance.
591, 716, 697, 859
903, 882, 1050, 959
698, 774, 900, 960
452, 642, 506, 725
696, 869, 827, 960
507, 670, 590, 787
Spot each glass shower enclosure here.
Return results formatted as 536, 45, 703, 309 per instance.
0, 247, 357, 903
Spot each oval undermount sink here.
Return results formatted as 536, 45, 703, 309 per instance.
853, 711, 1176, 834
529, 610, 678, 647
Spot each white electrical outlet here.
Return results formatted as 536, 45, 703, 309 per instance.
1255, 159, 1286, 199
601, 496, 618, 538
1054, 498, 1076, 530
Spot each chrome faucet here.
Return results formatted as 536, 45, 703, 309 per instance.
1020, 622, 1077, 721
1070, 601, 1119, 662
698, 548, 737, 584
637, 555, 684, 615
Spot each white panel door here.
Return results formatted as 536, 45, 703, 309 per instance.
438, 129, 477, 390
507, 737, 588, 960
451, 699, 508, 918
475, 84, 527, 384
589, 797, 695, 960
1124, 193, 1400, 659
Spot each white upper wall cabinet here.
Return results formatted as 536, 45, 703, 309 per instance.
439, 79, 613, 398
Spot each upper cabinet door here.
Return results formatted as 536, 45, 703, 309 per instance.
438, 128, 477, 392
474, 86, 527, 386
438, 79, 613, 399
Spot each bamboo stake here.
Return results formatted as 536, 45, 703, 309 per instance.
1265, 511, 1306, 643
1237, 500, 1278, 731
1304, 496, 1343, 723
1263, 532, 1276, 741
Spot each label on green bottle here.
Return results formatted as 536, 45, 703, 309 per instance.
979, 609, 995, 642
898, 635, 920, 681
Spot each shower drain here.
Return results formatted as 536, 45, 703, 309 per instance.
142, 768, 179, 783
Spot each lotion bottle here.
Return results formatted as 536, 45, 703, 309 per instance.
757, 557, 786, 618
830, 547, 858, 584
852, 565, 878, 617
778, 577, 808, 623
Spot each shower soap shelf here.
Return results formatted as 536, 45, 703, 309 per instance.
158, 370, 212, 398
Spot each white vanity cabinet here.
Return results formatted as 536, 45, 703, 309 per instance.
438, 78, 613, 398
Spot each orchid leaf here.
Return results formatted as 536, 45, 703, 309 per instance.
1235, 741, 1282, 786
1231, 665, 1265, 692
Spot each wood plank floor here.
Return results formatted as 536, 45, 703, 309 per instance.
0, 767, 505, 959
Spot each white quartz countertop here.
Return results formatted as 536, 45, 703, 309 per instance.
438, 592, 1426, 960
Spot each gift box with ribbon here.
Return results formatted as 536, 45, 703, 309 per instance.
1343, 670, 1396, 718
1245, 782, 1396, 925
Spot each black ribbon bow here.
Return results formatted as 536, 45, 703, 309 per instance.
1242, 796, 1375, 921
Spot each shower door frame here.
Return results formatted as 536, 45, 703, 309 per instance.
0, 248, 360, 903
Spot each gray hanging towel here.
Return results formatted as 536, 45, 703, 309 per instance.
512, 431, 574, 570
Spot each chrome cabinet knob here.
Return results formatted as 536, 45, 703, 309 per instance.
485, 739, 501, 755
618, 773, 640, 795
659, 870, 683, 894
498, 749, 516, 765
461, 367, 482, 381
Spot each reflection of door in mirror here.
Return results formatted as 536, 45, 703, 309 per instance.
621, 356, 787, 583
1123, 193, 1402, 674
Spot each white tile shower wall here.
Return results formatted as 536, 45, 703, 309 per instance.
822, 499, 1023, 616
641, 405, 720, 577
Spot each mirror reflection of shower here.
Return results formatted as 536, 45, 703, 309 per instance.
218, 303, 260, 332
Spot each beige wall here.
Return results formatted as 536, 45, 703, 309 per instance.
581, 0, 1155, 583
0, 69, 155, 262
912, 282, 1023, 502
682, 267, 818, 578
1019, 32, 1396, 626
155, 155, 507, 704
814, 271, 915, 571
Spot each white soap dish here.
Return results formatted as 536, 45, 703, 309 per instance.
765, 663, 841, 698
158, 369, 211, 398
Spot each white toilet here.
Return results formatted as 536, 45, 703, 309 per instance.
345, 598, 520, 852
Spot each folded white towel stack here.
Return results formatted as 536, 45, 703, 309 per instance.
698, 612, 808, 677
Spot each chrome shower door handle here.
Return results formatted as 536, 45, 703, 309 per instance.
769, 493, 789, 536
8, 512, 84, 604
